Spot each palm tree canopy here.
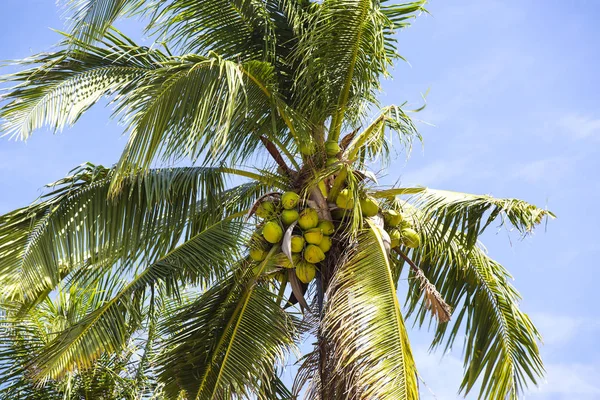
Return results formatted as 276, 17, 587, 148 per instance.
0, 1, 554, 399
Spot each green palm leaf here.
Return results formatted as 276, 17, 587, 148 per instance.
0, 163, 264, 302
64, 0, 145, 45
318, 221, 418, 399
28, 217, 247, 381
378, 187, 555, 248
157, 255, 297, 399
0, 31, 163, 140
391, 200, 544, 400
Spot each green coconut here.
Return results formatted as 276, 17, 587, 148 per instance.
291, 235, 305, 253
295, 261, 316, 284
389, 229, 401, 248
326, 157, 338, 166
401, 228, 421, 248
325, 141, 341, 156
256, 201, 276, 219
281, 191, 299, 209
360, 196, 379, 217
300, 141, 316, 156
304, 228, 324, 245
262, 221, 283, 244
298, 208, 319, 230
336, 188, 355, 210
317, 220, 335, 235
318, 235, 332, 253
249, 247, 267, 262
384, 209, 403, 227
304, 244, 325, 263
281, 209, 299, 226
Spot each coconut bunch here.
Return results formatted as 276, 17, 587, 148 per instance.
382, 209, 421, 249
248, 192, 335, 284
330, 186, 421, 250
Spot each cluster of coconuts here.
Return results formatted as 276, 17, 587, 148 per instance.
382, 209, 421, 249
248, 191, 335, 284
330, 187, 421, 250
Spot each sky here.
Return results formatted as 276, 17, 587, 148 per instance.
0, 1, 599, 399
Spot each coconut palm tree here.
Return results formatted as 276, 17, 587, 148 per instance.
0, 1, 554, 399
0, 281, 168, 399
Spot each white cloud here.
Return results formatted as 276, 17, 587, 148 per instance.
512, 156, 573, 185
527, 363, 600, 399
557, 113, 600, 140
531, 313, 584, 346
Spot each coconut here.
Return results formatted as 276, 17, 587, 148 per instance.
300, 141, 316, 156
384, 209, 403, 227
318, 235, 332, 253
326, 157, 338, 166
325, 141, 341, 156
262, 221, 283, 243
298, 208, 319, 230
389, 229, 401, 248
401, 228, 420, 248
281, 209, 299, 226
295, 261, 316, 284
281, 191, 299, 209
317, 220, 335, 235
291, 235, 305, 253
336, 188, 355, 210
304, 244, 325, 263
256, 201, 276, 219
360, 197, 379, 217
249, 247, 267, 262
304, 228, 324, 245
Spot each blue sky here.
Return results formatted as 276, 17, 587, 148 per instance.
1, 1, 599, 399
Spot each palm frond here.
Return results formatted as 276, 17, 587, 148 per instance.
390, 200, 544, 400
317, 221, 418, 399
293, 0, 424, 131
151, 0, 276, 59
378, 187, 555, 249
343, 104, 421, 167
157, 259, 297, 399
0, 284, 145, 398
28, 216, 246, 381
63, 0, 146, 45
0, 163, 259, 303
0, 32, 303, 178
0, 31, 164, 140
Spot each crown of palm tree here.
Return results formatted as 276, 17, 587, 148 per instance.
0, 1, 553, 399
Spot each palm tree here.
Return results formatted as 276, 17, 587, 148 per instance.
0, 1, 554, 399
0, 282, 167, 399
